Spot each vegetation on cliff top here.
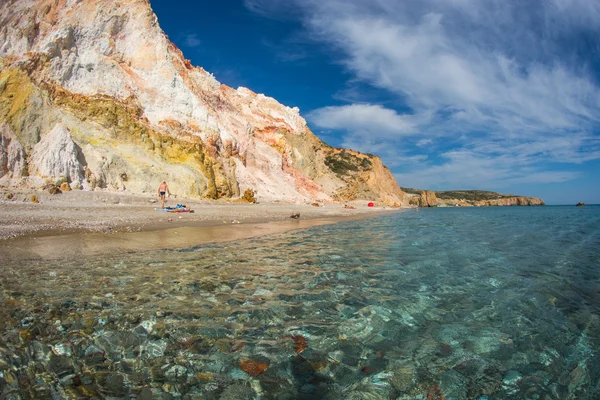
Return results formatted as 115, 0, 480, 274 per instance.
401, 188, 518, 201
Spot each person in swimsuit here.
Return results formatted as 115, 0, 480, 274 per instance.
158, 181, 171, 208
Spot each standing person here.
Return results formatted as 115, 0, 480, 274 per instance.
158, 181, 171, 208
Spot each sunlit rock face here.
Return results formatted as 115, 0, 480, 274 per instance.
0, 0, 408, 204
419, 191, 438, 208
472, 197, 545, 207
29, 123, 84, 187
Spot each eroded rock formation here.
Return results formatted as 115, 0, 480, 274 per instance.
418, 191, 438, 207
29, 123, 84, 188
0, 0, 408, 205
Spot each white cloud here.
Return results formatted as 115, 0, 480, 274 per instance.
307, 104, 415, 136
183, 33, 201, 48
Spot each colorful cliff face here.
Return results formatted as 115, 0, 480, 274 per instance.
0, 0, 408, 205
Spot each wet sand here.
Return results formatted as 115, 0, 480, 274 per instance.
0, 189, 402, 260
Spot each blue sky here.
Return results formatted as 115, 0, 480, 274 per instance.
149, 0, 600, 205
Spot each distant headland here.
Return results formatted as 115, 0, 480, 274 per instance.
401, 188, 545, 207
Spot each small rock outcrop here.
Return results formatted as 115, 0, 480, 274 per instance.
419, 191, 438, 207
576, 202, 585, 206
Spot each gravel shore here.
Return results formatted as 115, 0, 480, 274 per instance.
0, 188, 401, 259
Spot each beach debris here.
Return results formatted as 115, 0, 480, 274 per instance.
59, 182, 71, 192
30, 195, 39, 203
344, 204, 356, 209
367, 202, 374, 207
45, 184, 61, 194
311, 202, 320, 207
5, 192, 13, 199
290, 213, 300, 219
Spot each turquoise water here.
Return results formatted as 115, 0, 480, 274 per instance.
1, 206, 599, 399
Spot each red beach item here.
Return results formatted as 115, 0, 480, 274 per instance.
367, 202, 374, 207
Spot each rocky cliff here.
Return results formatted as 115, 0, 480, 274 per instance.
0, 0, 408, 205
403, 188, 545, 207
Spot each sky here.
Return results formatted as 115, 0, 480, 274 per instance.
149, 0, 600, 205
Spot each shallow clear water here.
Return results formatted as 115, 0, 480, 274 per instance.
1, 206, 599, 399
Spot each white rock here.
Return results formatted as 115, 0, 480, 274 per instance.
29, 123, 84, 186
0, 124, 27, 181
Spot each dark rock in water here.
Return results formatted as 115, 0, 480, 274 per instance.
575, 202, 585, 206
84, 344, 105, 364
97, 372, 130, 398
47, 355, 74, 377
220, 383, 255, 400
137, 387, 155, 400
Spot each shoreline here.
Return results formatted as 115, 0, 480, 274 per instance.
0, 189, 403, 260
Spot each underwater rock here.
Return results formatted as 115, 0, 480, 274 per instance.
164, 364, 188, 383
83, 344, 105, 364
288, 335, 309, 354
440, 369, 468, 399
345, 381, 397, 400
47, 354, 75, 377
389, 364, 415, 392
52, 343, 73, 357
96, 372, 130, 398
240, 358, 269, 377
568, 362, 590, 398
339, 318, 373, 340
29, 340, 52, 362
219, 383, 255, 400
142, 340, 168, 359
502, 370, 522, 386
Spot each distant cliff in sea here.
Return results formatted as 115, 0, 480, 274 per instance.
401, 188, 545, 207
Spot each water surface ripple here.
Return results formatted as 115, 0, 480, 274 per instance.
1, 206, 599, 399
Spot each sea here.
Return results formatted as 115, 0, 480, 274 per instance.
0, 205, 599, 399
